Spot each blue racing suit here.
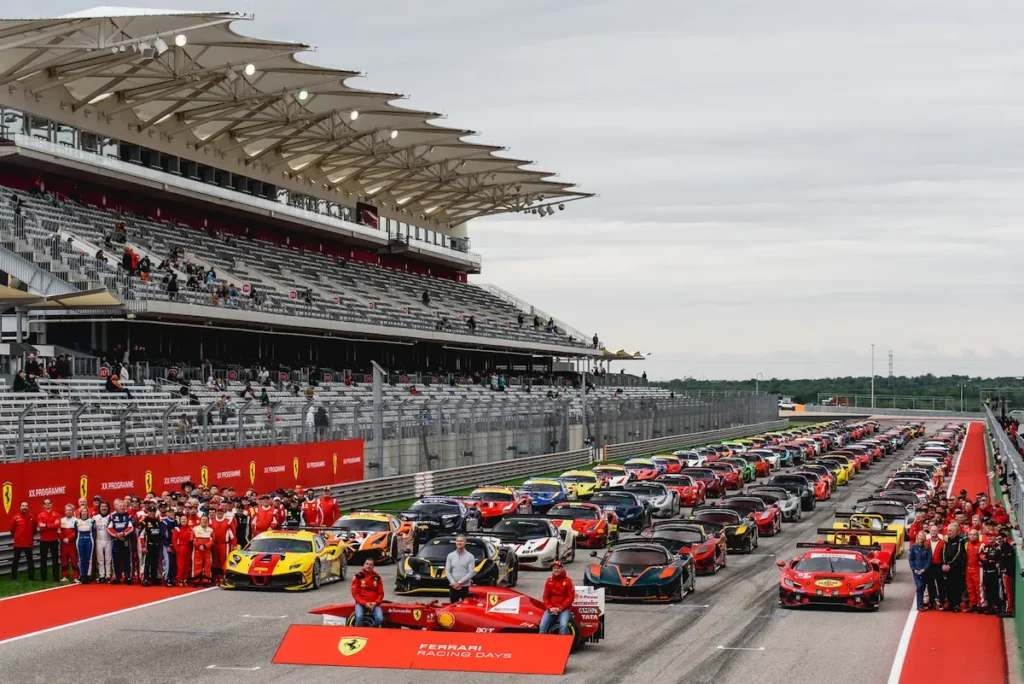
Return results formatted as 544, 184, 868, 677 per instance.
74, 517, 95, 581
107, 511, 135, 582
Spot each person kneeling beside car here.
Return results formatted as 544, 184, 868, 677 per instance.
351, 559, 385, 627
540, 561, 575, 635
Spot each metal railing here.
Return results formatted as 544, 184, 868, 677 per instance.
987, 406, 1024, 525
800, 404, 983, 419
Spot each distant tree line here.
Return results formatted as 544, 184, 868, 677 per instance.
655, 375, 1024, 409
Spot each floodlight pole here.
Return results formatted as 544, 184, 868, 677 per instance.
870, 344, 875, 409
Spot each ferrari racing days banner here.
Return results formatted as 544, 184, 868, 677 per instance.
273, 625, 574, 675
0, 439, 363, 527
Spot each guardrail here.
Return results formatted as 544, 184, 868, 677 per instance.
987, 406, 1024, 524
802, 404, 984, 419
0, 418, 787, 572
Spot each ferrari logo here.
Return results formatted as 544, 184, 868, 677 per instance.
144, 471, 153, 494
292, 457, 299, 480
79, 475, 88, 500
200, 466, 209, 488
249, 461, 256, 485
488, 593, 499, 607
412, 609, 422, 621
2, 482, 12, 515
332, 453, 337, 476
338, 637, 368, 657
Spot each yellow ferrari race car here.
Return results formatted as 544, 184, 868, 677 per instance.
558, 470, 602, 499
222, 529, 346, 591
831, 513, 905, 558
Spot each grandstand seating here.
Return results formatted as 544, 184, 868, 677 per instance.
0, 185, 591, 348
0, 375, 670, 463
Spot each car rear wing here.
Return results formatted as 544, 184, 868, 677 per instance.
796, 541, 882, 552
816, 528, 892, 541
835, 510, 903, 524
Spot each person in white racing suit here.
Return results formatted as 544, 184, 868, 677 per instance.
92, 501, 113, 582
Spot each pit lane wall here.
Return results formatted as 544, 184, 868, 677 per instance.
0, 439, 365, 530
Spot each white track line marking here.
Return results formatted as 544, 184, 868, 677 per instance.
717, 645, 766, 651
0, 587, 217, 646
886, 422, 972, 684
671, 604, 711, 608
0, 583, 76, 603
241, 614, 287, 619
206, 665, 262, 671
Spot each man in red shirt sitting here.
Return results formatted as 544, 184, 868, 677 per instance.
540, 560, 575, 635
351, 558, 385, 627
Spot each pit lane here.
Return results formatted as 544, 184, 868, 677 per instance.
0, 420, 938, 684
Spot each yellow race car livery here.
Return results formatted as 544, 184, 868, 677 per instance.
222, 530, 346, 591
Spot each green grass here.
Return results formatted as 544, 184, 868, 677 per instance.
0, 575, 65, 598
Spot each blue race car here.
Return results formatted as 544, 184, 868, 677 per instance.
588, 490, 650, 532
584, 539, 695, 603
519, 478, 569, 512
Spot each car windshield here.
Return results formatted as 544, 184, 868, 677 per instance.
723, 500, 763, 513
707, 464, 733, 472
624, 463, 653, 471
246, 537, 312, 554
410, 501, 461, 516
418, 539, 489, 562
626, 485, 663, 496
333, 518, 390, 532
863, 504, 906, 518
593, 467, 624, 476
547, 506, 600, 520
472, 491, 515, 502
743, 454, 764, 462
684, 469, 714, 478
522, 482, 563, 493
591, 493, 636, 507
647, 529, 704, 544
794, 554, 869, 573
606, 549, 671, 569
560, 475, 596, 483
659, 476, 695, 486
490, 519, 551, 540
771, 476, 809, 486
693, 511, 739, 525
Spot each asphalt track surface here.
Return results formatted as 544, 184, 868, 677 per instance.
1, 422, 943, 684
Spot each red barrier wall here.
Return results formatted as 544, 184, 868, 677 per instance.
0, 439, 363, 526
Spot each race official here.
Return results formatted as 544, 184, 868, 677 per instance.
445, 535, 475, 603
351, 558, 385, 627
9, 501, 36, 581
540, 560, 575, 635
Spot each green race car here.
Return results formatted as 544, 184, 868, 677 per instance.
720, 457, 757, 483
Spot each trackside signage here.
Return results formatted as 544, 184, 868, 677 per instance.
0, 439, 363, 528
272, 625, 573, 675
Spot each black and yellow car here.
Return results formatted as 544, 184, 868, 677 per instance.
395, 535, 519, 595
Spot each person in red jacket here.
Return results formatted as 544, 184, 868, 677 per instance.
192, 515, 214, 586
540, 560, 575, 634
172, 513, 194, 586
298, 487, 321, 526
209, 506, 235, 581
965, 528, 984, 611
250, 494, 282, 537
9, 501, 36, 580
991, 503, 1010, 526
351, 558, 385, 627
317, 488, 340, 527
58, 503, 78, 582
924, 525, 945, 609
36, 498, 61, 581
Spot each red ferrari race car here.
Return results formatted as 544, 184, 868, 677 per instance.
623, 458, 660, 481
656, 474, 706, 507
546, 502, 620, 548
792, 470, 832, 501
720, 495, 782, 536
651, 455, 683, 474
814, 529, 894, 582
642, 521, 727, 575
462, 487, 533, 527
704, 462, 744, 491
310, 585, 606, 650
777, 543, 884, 610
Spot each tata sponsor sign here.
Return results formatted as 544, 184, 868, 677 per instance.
0, 439, 364, 528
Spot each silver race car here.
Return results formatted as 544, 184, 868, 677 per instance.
621, 482, 681, 518
747, 486, 802, 522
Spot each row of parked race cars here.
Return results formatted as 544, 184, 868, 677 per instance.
224, 419, 950, 605
776, 422, 965, 610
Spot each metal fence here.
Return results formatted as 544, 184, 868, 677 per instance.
4, 393, 778, 479
815, 393, 978, 413
987, 406, 1024, 525
800, 404, 984, 419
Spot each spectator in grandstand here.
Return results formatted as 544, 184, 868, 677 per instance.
119, 362, 131, 383
259, 388, 270, 407
533, 315, 540, 328
29, 176, 42, 196
11, 369, 28, 392
9, 501, 36, 581
95, 248, 107, 263
25, 373, 41, 393
517, 312, 525, 328
409, 385, 419, 396
11, 194, 23, 216
106, 372, 132, 398
422, 289, 431, 306
24, 352, 41, 376
166, 273, 179, 298
546, 317, 555, 333
351, 558, 386, 627
467, 315, 476, 332
593, 334, 599, 349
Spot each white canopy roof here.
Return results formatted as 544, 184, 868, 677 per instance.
0, 9, 591, 225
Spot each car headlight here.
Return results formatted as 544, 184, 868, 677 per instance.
228, 554, 241, 567
289, 562, 305, 570
856, 581, 875, 590
783, 578, 800, 589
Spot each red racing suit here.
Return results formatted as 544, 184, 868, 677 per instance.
318, 496, 340, 527
301, 499, 322, 526
209, 516, 235, 577
192, 525, 214, 583
59, 516, 78, 579
965, 540, 983, 608
173, 526, 194, 584
250, 506, 282, 537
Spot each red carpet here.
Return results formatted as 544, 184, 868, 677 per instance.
0, 583, 206, 643
897, 422, 1006, 684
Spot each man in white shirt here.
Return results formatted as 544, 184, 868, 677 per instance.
444, 535, 475, 604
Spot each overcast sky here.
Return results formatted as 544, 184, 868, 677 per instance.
26, 1, 1024, 380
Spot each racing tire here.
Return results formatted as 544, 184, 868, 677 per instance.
338, 554, 347, 581
688, 572, 696, 595
347, 613, 379, 627
311, 560, 322, 591
568, 541, 577, 564
752, 530, 759, 550
670, 578, 685, 603
510, 563, 519, 588
721, 552, 727, 569
388, 537, 399, 565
